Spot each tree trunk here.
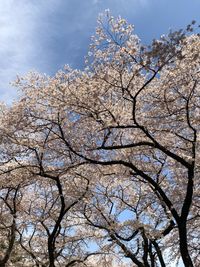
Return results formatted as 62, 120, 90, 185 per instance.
178, 222, 194, 267
48, 238, 56, 267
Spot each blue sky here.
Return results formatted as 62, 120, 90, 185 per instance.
0, 0, 199, 103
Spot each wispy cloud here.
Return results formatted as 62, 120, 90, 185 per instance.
0, 0, 61, 102
0, 1, 35, 101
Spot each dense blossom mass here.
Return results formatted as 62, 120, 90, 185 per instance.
0, 11, 199, 267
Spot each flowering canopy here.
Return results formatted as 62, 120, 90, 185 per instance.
0, 11, 199, 267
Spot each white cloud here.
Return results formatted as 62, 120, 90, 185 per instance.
0, 0, 61, 102
92, 0, 101, 4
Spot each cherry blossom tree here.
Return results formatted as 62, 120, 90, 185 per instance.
0, 162, 30, 267
82, 165, 172, 267
0, 103, 104, 267
0, 11, 199, 267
